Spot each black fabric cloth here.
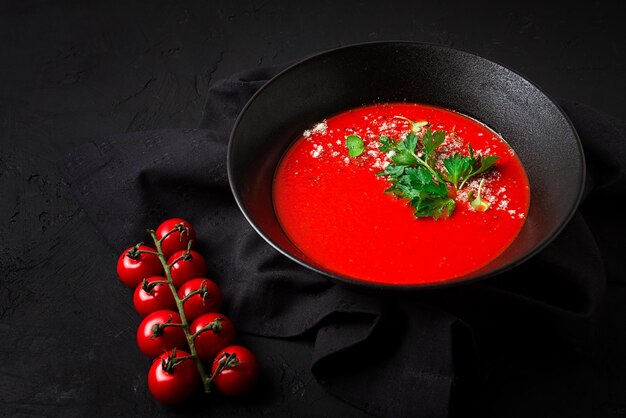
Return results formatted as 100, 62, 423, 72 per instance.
59, 65, 625, 418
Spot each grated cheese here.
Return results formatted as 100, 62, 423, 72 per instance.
299, 110, 525, 220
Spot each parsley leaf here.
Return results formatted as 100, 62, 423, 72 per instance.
443, 144, 499, 189
404, 132, 419, 153
377, 163, 405, 179
346, 135, 365, 157
472, 155, 499, 177
382, 163, 454, 219
413, 195, 456, 220
442, 153, 472, 189
404, 167, 447, 198
374, 119, 500, 220
378, 136, 393, 153
422, 127, 445, 163
391, 132, 419, 165
394, 166, 454, 218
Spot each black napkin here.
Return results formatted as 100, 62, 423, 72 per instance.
60, 65, 625, 418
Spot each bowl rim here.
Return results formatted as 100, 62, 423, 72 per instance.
227, 40, 586, 291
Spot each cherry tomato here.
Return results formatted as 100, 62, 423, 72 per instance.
117, 244, 162, 288
167, 250, 207, 288
148, 349, 199, 404
178, 278, 223, 322
133, 276, 176, 317
211, 345, 259, 396
137, 310, 187, 358
155, 218, 196, 258
189, 313, 236, 361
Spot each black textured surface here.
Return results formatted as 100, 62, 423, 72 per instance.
2, 1, 626, 417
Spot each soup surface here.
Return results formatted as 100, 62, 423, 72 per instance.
273, 103, 530, 285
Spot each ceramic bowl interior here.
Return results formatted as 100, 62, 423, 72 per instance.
228, 41, 584, 289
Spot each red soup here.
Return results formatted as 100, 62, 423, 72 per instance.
273, 103, 530, 285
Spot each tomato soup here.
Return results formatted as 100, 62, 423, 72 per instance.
272, 103, 530, 285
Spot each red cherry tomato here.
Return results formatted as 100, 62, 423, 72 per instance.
148, 349, 199, 404
178, 278, 223, 322
117, 245, 162, 288
133, 277, 176, 317
167, 250, 207, 288
155, 218, 196, 258
211, 345, 259, 396
189, 313, 235, 361
137, 310, 187, 358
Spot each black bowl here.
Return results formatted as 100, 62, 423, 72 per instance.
227, 41, 585, 290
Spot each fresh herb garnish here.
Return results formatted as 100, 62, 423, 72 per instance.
375, 116, 499, 219
422, 127, 446, 165
441, 152, 472, 189
384, 166, 456, 220
378, 135, 394, 153
383, 128, 445, 182
346, 135, 365, 157
468, 178, 490, 212
442, 144, 499, 189
393, 115, 429, 133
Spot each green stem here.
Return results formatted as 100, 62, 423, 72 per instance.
159, 322, 185, 328
206, 352, 238, 387
171, 354, 196, 363
410, 151, 445, 183
167, 253, 189, 268
191, 317, 223, 341
125, 242, 145, 260
157, 223, 189, 244
148, 229, 212, 393
181, 288, 205, 304
161, 350, 199, 373
393, 115, 429, 133
459, 174, 475, 190
141, 278, 169, 294
135, 249, 159, 256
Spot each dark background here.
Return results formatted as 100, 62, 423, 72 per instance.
1, 1, 625, 417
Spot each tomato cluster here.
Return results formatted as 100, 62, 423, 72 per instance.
116, 218, 259, 404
